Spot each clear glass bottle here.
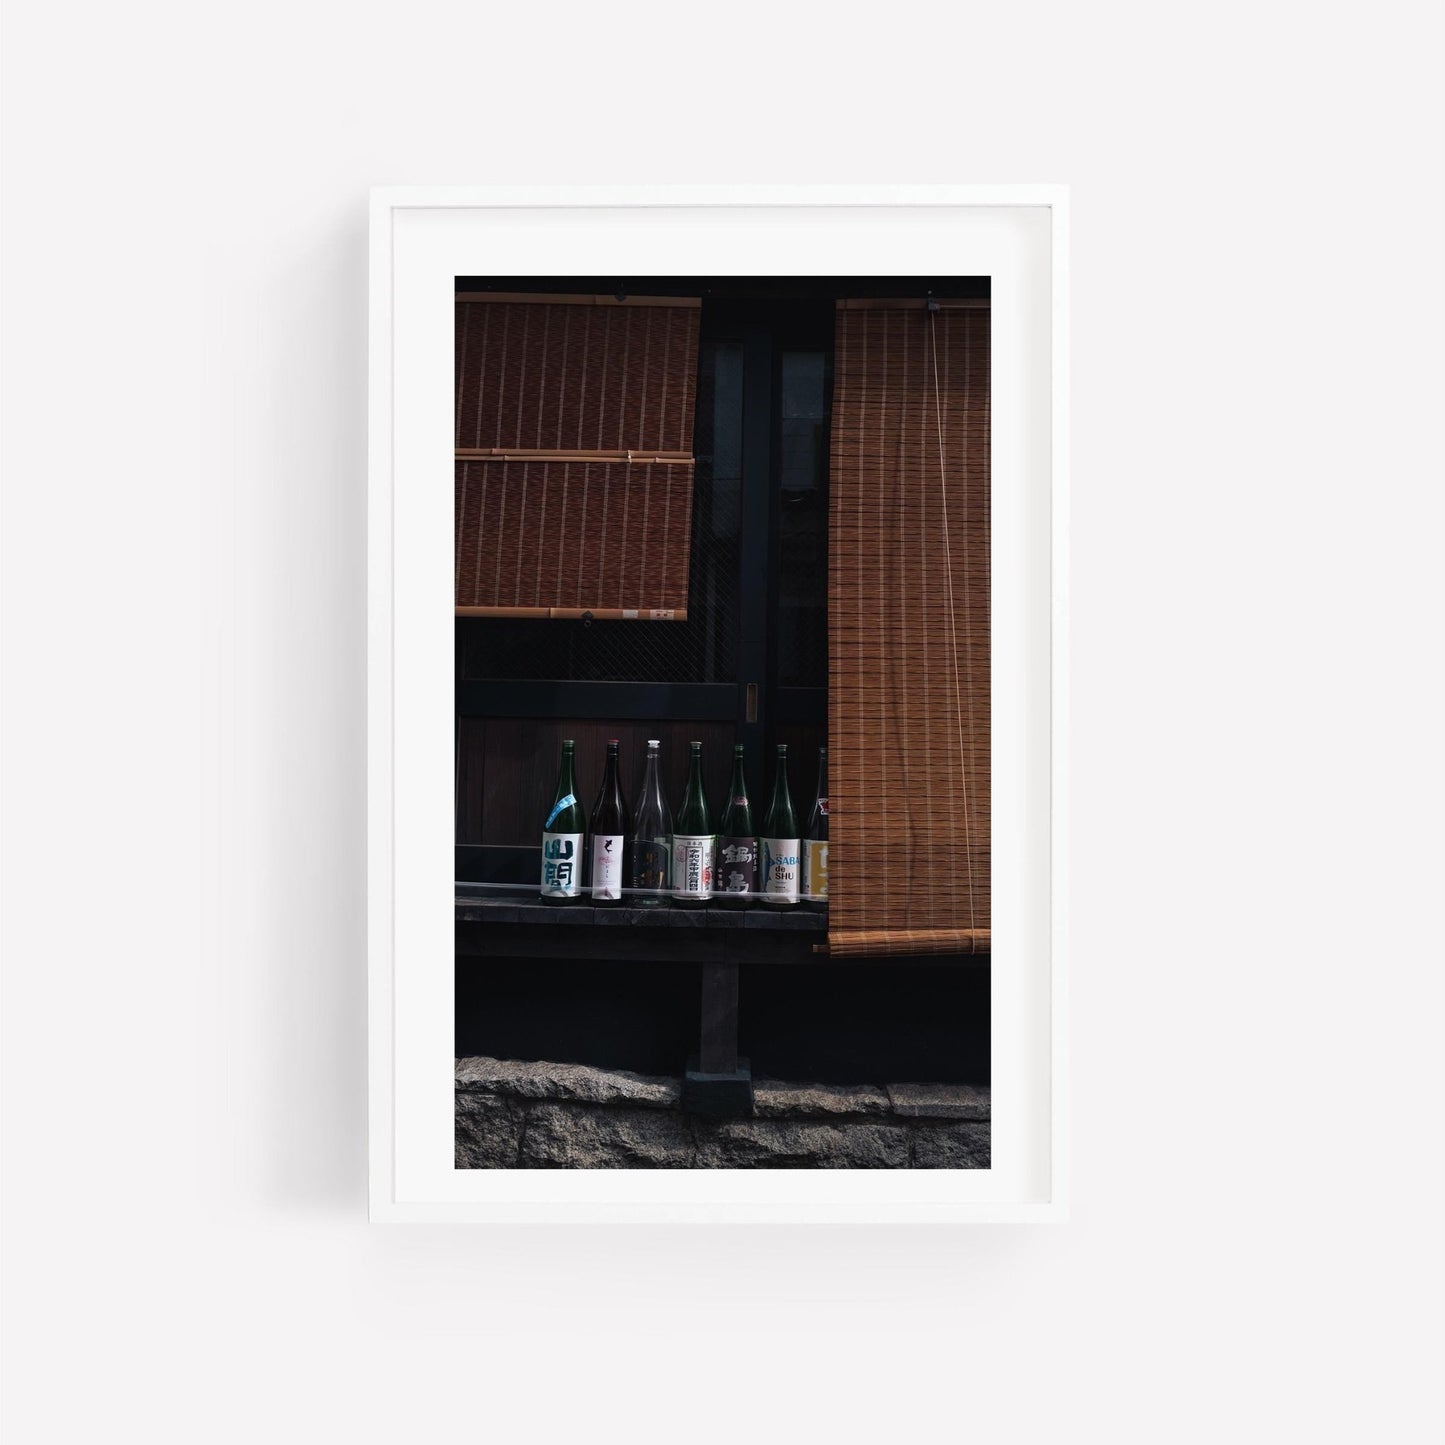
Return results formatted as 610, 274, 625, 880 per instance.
629, 739, 672, 907
671, 740, 714, 906
760, 743, 800, 906
589, 739, 627, 905
540, 739, 586, 904
716, 743, 757, 905
803, 745, 829, 909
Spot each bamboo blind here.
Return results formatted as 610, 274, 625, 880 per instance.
825, 302, 991, 958
454, 295, 701, 617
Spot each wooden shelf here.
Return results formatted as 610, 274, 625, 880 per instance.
454, 894, 988, 966
456, 893, 824, 931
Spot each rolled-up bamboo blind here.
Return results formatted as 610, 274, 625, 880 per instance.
454, 295, 701, 617
825, 302, 991, 959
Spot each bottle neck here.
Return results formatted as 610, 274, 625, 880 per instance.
770, 756, 790, 809
557, 751, 576, 798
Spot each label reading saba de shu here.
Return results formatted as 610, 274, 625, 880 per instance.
671, 834, 714, 900
590, 834, 624, 901
541, 832, 584, 898
762, 837, 800, 901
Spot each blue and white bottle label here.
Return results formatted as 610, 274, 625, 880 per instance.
672, 834, 714, 900
541, 831, 583, 897
590, 834, 624, 900
545, 794, 577, 828
761, 838, 800, 901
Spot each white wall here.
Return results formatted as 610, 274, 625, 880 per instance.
3, 3, 1441, 1441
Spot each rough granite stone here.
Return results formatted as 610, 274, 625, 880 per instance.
753, 1079, 891, 1118
455, 1056, 681, 1110
694, 1118, 910, 1169
453, 1058, 991, 1170
911, 1121, 992, 1169
520, 1103, 698, 1168
886, 1082, 991, 1121
454, 1092, 524, 1168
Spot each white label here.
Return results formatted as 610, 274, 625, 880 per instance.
671, 834, 714, 899
541, 831, 583, 897
591, 834, 624, 900
762, 837, 800, 901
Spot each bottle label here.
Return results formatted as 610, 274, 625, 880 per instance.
761, 838, 800, 901
672, 834, 714, 899
631, 837, 669, 892
717, 836, 757, 894
541, 831, 583, 896
817, 797, 829, 816
803, 839, 829, 901
591, 834, 624, 900
545, 793, 577, 828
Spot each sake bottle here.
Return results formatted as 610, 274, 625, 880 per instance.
589, 739, 627, 905
629, 739, 672, 907
803, 745, 829, 909
760, 743, 800, 906
540, 739, 585, 903
671, 740, 714, 906
716, 743, 757, 905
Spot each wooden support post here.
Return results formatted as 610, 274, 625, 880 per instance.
682, 958, 753, 1118
699, 961, 739, 1075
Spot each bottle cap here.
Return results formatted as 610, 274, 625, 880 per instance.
647, 739, 660, 747
607, 738, 619, 746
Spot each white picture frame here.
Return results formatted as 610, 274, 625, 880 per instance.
368, 186, 1069, 1222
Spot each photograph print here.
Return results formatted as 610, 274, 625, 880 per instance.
453, 277, 990, 1168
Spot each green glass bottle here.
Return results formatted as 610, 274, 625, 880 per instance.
803, 745, 829, 910
716, 743, 757, 905
671, 740, 714, 906
760, 743, 800, 906
540, 739, 586, 904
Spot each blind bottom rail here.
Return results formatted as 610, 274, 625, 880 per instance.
818, 928, 991, 958
455, 606, 686, 622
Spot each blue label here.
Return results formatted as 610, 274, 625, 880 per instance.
545, 793, 577, 828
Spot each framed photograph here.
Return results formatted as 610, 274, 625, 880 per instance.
368, 186, 1068, 1221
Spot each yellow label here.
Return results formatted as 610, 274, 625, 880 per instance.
803, 839, 828, 901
